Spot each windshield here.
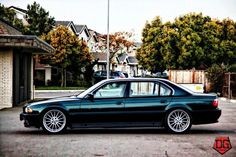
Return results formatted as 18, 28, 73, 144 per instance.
77, 80, 107, 98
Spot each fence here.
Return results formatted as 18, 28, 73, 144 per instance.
222, 73, 236, 99
168, 70, 206, 84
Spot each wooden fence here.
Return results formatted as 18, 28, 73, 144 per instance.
222, 73, 236, 99
168, 70, 206, 84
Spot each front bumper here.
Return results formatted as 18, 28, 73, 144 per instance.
192, 108, 221, 124
20, 113, 40, 128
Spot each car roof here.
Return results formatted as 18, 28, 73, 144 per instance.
103, 77, 167, 82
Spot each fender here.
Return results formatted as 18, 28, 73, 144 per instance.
165, 103, 192, 112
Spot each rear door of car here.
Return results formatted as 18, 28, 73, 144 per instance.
77, 81, 128, 124
124, 81, 173, 123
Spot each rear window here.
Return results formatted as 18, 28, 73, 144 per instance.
130, 81, 172, 97
160, 80, 191, 96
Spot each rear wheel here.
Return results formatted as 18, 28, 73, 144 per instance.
165, 109, 192, 133
42, 109, 67, 134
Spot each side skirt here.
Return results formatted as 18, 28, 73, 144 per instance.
71, 122, 163, 128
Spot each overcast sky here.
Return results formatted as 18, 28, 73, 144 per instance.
1, 0, 236, 41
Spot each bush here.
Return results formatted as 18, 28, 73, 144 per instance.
229, 64, 236, 72
206, 64, 227, 94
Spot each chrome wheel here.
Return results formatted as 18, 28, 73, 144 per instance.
42, 109, 66, 133
167, 109, 191, 133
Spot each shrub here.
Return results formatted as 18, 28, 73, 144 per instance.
206, 64, 227, 94
229, 64, 236, 72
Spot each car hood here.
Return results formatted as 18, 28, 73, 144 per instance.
27, 96, 80, 107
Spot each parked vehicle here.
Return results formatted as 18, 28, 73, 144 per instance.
20, 78, 221, 134
93, 70, 126, 83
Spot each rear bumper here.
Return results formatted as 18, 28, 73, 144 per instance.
192, 108, 221, 124
20, 113, 40, 128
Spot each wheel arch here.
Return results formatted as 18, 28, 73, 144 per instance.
165, 103, 192, 113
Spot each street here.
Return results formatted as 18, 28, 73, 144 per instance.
0, 100, 235, 157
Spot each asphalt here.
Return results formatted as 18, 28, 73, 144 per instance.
0, 100, 235, 157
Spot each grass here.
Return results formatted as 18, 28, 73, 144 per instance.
35, 86, 86, 90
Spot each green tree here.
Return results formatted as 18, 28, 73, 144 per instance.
137, 13, 236, 72
41, 26, 92, 87
206, 64, 227, 93
24, 1, 55, 36
137, 17, 167, 72
0, 3, 24, 31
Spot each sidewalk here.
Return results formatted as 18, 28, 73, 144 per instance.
219, 97, 236, 103
34, 90, 84, 99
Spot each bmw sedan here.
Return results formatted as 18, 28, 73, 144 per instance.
20, 78, 221, 134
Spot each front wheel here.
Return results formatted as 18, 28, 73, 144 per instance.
165, 109, 192, 133
42, 109, 67, 134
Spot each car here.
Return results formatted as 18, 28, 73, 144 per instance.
93, 70, 126, 83
20, 78, 221, 134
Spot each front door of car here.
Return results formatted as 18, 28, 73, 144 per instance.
124, 81, 172, 122
77, 82, 127, 124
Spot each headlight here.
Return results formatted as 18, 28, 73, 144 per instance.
25, 107, 33, 113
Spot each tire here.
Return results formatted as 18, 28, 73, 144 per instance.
41, 109, 67, 134
165, 109, 192, 133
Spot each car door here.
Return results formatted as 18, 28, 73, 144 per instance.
124, 81, 173, 123
77, 81, 128, 124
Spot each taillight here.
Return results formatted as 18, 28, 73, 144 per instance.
212, 99, 219, 107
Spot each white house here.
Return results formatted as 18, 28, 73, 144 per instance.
8, 6, 29, 26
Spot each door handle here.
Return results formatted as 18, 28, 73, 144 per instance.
160, 100, 167, 103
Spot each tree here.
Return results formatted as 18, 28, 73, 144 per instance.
24, 1, 55, 36
0, 3, 24, 31
41, 26, 92, 87
136, 17, 167, 72
137, 13, 236, 72
96, 32, 134, 69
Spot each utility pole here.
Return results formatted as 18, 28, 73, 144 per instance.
106, 0, 110, 79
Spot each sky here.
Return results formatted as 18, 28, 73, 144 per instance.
1, 0, 236, 41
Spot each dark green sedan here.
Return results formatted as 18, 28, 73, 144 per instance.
20, 78, 221, 134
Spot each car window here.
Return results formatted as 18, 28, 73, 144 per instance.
94, 82, 126, 98
101, 71, 107, 76
130, 82, 159, 97
93, 71, 101, 77
160, 84, 172, 96
112, 72, 119, 76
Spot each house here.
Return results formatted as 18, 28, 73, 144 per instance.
0, 19, 54, 109
55, 21, 77, 35
74, 24, 91, 42
116, 53, 140, 77
92, 52, 107, 71
55, 21, 92, 44
88, 29, 99, 52
92, 35, 142, 76
8, 6, 29, 26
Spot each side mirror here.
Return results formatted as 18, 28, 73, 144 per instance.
87, 93, 94, 101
